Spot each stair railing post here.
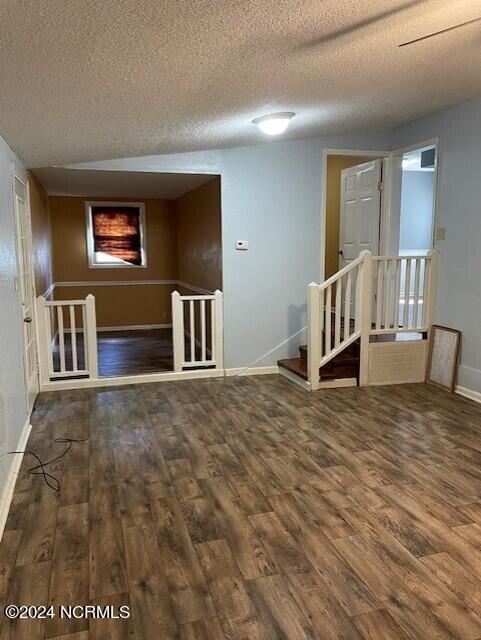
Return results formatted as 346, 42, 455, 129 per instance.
171, 290, 184, 372
213, 289, 224, 370
308, 282, 321, 391
358, 250, 373, 387
35, 295, 50, 387
425, 248, 439, 330
85, 294, 98, 378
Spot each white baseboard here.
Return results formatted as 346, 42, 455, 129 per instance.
455, 385, 481, 404
0, 418, 32, 542
41, 369, 225, 391
225, 365, 279, 377
40, 365, 281, 392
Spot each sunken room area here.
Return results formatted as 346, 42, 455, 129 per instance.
29, 168, 222, 378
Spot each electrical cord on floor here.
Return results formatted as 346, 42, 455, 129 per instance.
1, 436, 88, 492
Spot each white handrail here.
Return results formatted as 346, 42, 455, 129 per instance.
171, 289, 224, 372
306, 248, 439, 391
307, 251, 370, 390
319, 254, 365, 290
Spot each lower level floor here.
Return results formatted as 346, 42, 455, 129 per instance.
1, 377, 481, 639
53, 328, 174, 377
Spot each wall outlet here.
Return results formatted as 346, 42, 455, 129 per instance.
435, 227, 446, 241
236, 240, 248, 251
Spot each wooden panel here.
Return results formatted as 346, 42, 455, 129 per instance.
368, 340, 428, 385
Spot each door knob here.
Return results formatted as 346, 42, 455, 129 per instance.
337, 250, 344, 256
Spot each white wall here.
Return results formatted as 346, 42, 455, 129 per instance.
0, 135, 29, 521
69, 131, 392, 368
393, 96, 481, 394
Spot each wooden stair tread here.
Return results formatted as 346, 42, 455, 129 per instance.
280, 338, 360, 384
278, 358, 308, 380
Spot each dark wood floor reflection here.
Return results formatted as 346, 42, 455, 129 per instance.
96, 329, 174, 377
2, 377, 481, 639
53, 328, 174, 378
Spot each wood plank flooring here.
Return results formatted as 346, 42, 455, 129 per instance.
1, 377, 481, 639
53, 329, 175, 377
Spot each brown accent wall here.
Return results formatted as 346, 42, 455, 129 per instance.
28, 172, 52, 296
175, 177, 222, 292
49, 196, 177, 327
325, 156, 371, 278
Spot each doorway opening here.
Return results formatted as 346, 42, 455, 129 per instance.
396, 143, 437, 327
399, 144, 437, 256
322, 150, 388, 280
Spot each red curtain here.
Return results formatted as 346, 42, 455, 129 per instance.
92, 206, 142, 265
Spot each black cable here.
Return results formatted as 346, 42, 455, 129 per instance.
4, 436, 88, 492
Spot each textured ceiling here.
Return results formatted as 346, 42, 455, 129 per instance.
32, 167, 216, 199
1, 0, 481, 167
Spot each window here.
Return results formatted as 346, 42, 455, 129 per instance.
86, 202, 147, 267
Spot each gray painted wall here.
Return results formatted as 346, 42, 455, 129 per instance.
393, 96, 481, 394
0, 136, 28, 515
399, 171, 434, 252
70, 131, 392, 369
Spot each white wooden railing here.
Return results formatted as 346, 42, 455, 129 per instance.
171, 290, 224, 372
308, 252, 370, 391
371, 253, 437, 334
36, 294, 98, 384
307, 249, 439, 391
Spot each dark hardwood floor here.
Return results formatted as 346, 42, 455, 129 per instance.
96, 329, 174, 377
53, 328, 175, 378
2, 377, 481, 639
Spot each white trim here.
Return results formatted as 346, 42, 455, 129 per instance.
42, 369, 224, 391
47, 279, 211, 293
40, 365, 280, 392
97, 323, 172, 332
55, 279, 177, 287
225, 365, 279, 377
391, 137, 440, 254
455, 385, 481, 405
85, 201, 147, 268
0, 419, 32, 541
176, 280, 214, 295
392, 137, 440, 155
320, 148, 390, 281
41, 369, 225, 391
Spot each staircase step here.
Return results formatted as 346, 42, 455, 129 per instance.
278, 358, 308, 380
299, 341, 359, 363
278, 356, 358, 383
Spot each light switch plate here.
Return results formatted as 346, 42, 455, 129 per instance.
236, 240, 248, 250
435, 227, 446, 241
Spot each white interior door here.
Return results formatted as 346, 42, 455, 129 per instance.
339, 159, 382, 267
14, 178, 39, 412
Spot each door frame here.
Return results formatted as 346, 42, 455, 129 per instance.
11, 167, 39, 413
320, 148, 391, 281
389, 137, 440, 256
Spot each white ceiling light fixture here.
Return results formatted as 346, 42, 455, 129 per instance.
252, 112, 295, 136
